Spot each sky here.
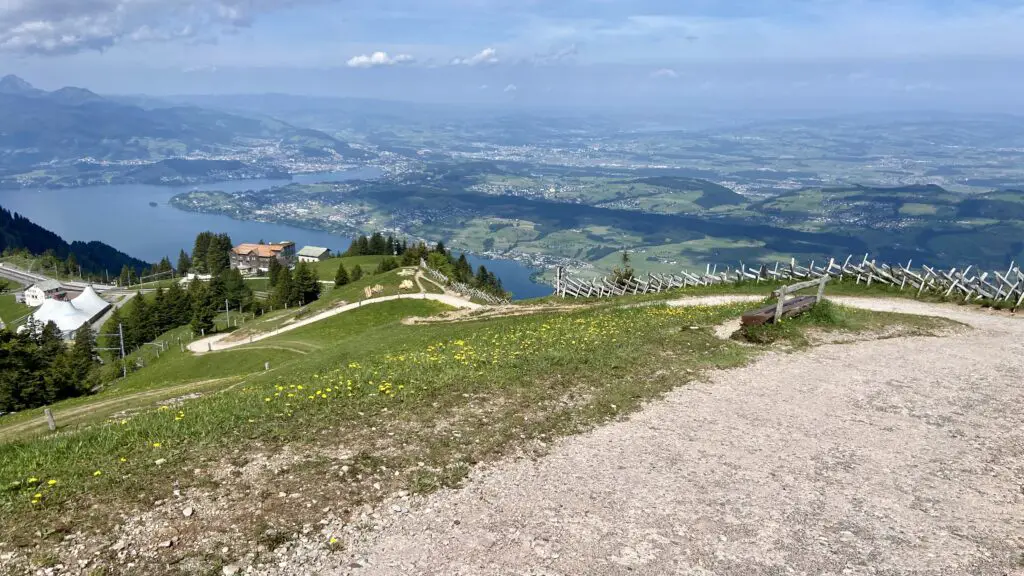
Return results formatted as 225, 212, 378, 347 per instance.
1, 0, 1024, 112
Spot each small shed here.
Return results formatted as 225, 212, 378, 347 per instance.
297, 246, 331, 263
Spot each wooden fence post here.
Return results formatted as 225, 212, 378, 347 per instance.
264, 362, 270, 371
774, 289, 786, 323
44, 408, 56, 431
816, 275, 828, 303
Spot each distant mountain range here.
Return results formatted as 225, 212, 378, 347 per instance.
0, 75, 370, 174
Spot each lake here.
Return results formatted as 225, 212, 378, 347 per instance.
0, 169, 553, 299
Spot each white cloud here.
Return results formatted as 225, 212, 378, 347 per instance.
651, 68, 679, 79
450, 47, 499, 66
479, 84, 489, 90
0, 0, 289, 55
532, 43, 578, 65
346, 51, 415, 68
503, 83, 517, 92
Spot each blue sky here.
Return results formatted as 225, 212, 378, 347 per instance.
1, 0, 1023, 111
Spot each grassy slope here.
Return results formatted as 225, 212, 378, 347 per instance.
0, 293, 31, 324
0, 289, 956, 572
231, 267, 417, 338
313, 255, 388, 281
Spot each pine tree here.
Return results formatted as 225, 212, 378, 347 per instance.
66, 252, 78, 277
291, 262, 321, 305
334, 261, 350, 288
268, 257, 283, 288
165, 282, 191, 326
351, 264, 364, 282
125, 293, 152, 349
356, 236, 370, 255
119, 264, 132, 287
192, 232, 213, 274
177, 249, 191, 275
206, 233, 233, 275
152, 287, 170, 335
455, 254, 472, 282
70, 324, 99, 388
189, 281, 217, 335
271, 268, 293, 308
434, 241, 446, 255
386, 235, 396, 256
221, 269, 252, 311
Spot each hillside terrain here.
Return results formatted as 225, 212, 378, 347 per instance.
170, 161, 1024, 275
0, 76, 370, 188
1, 275, 1019, 575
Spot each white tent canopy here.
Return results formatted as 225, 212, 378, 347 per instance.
25, 286, 111, 335
71, 286, 110, 318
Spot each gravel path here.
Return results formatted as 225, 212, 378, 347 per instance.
329, 300, 1024, 576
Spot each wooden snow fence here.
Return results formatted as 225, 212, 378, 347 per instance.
554, 255, 1023, 311
741, 276, 830, 326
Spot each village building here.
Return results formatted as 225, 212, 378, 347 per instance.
229, 242, 296, 275
297, 246, 331, 263
23, 279, 65, 307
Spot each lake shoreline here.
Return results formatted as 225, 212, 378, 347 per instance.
0, 168, 553, 300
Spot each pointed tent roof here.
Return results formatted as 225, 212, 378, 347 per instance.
71, 286, 110, 317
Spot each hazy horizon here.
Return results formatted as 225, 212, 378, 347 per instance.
2, 1, 1024, 115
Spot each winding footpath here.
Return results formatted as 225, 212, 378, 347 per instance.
188, 293, 481, 354
319, 299, 1024, 576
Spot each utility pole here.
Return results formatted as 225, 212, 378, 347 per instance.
225, 299, 231, 328
118, 323, 127, 378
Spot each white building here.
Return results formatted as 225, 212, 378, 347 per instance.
297, 246, 331, 263
23, 280, 64, 307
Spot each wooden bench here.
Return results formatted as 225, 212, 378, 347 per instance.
741, 276, 830, 326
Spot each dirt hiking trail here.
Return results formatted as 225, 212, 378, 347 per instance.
325, 299, 1024, 576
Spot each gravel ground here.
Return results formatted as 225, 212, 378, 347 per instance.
328, 299, 1024, 576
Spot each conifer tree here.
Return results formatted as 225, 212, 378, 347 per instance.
268, 257, 283, 288
334, 261, 350, 288
189, 281, 217, 335
351, 264, 364, 282
177, 249, 191, 275
272, 268, 294, 308
70, 324, 99, 387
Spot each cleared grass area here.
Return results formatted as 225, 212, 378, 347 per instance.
0, 290, 957, 575
0, 293, 31, 325
313, 255, 388, 281
229, 267, 419, 340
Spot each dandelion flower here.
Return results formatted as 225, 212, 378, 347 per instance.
33, 493, 42, 499
119, 457, 127, 463
93, 470, 103, 477
152, 442, 162, 448
47, 479, 57, 486
27, 477, 38, 484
